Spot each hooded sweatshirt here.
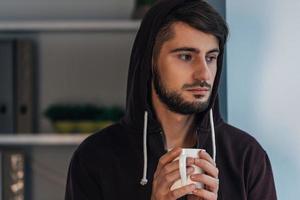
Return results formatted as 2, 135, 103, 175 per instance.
65, 0, 277, 199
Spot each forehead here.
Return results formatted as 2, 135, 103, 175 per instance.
163, 21, 219, 51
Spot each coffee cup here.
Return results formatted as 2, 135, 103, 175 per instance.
170, 148, 204, 191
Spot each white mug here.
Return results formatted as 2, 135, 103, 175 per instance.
170, 148, 204, 191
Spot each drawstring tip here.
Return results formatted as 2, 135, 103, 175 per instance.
140, 178, 148, 186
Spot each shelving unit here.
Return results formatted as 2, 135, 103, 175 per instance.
0, 134, 89, 146
0, 20, 141, 32
0, 1, 141, 200
0, 17, 139, 199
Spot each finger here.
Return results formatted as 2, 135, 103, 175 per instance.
190, 173, 219, 193
194, 158, 219, 178
168, 184, 196, 199
186, 195, 199, 200
192, 188, 218, 200
155, 147, 182, 178
157, 166, 195, 190
159, 157, 195, 177
186, 195, 206, 200
159, 160, 180, 177
198, 150, 215, 166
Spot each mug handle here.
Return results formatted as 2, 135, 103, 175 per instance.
179, 153, 187, 186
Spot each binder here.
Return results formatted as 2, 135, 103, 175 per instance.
0, 40, 16, 133
0, 39, 36, 133
15, 40, 35, 133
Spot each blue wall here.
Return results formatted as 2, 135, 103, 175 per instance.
226, 0, 300, 199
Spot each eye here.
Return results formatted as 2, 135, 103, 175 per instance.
178, 54, 193, 62
206, 55, 217, 63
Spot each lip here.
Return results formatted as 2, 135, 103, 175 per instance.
186, 88, 209, 95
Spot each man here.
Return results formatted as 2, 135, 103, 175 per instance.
65, 0, 277, 199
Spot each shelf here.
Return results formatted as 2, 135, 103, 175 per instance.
0, 20, 141, 32
0, 134, 89, 146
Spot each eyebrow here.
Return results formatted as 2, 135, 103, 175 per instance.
169, 47, 220, 54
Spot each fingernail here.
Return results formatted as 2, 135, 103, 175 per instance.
201, 149, 206, 153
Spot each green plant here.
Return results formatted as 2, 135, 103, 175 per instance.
136, 0, 156, 6
44, 104, 124, 122
100, 106, 125, 121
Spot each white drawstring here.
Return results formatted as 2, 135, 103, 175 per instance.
209, 109, 216, 162
140, 111, 148, 185
139, 109, 216, 186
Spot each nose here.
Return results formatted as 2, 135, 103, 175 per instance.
192, 58, 211, 81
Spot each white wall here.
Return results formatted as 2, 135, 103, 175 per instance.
226, 0, 300, 199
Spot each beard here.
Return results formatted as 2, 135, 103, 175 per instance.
153, 68, 212, 115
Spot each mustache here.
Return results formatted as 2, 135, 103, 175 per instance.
182, 80, 212, 89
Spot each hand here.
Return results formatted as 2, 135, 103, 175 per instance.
187, 150, 219, 200
151, 147, 196, 200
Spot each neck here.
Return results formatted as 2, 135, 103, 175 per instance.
152, 89, 197, 150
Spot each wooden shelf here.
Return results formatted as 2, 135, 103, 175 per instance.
0, 134, 89, 146
0, 20, 141, 32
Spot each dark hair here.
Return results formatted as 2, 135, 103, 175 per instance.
152, 0, 229, 66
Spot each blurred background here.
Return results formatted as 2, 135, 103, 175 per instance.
0, 0, 298, 199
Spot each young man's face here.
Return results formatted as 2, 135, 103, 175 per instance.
152, 22, 220, 114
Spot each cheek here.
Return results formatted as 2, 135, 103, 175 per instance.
159, 58, 191, 89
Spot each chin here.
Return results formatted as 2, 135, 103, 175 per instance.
189, 94, 207, 101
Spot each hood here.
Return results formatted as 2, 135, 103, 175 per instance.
122, 0, 227, 133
